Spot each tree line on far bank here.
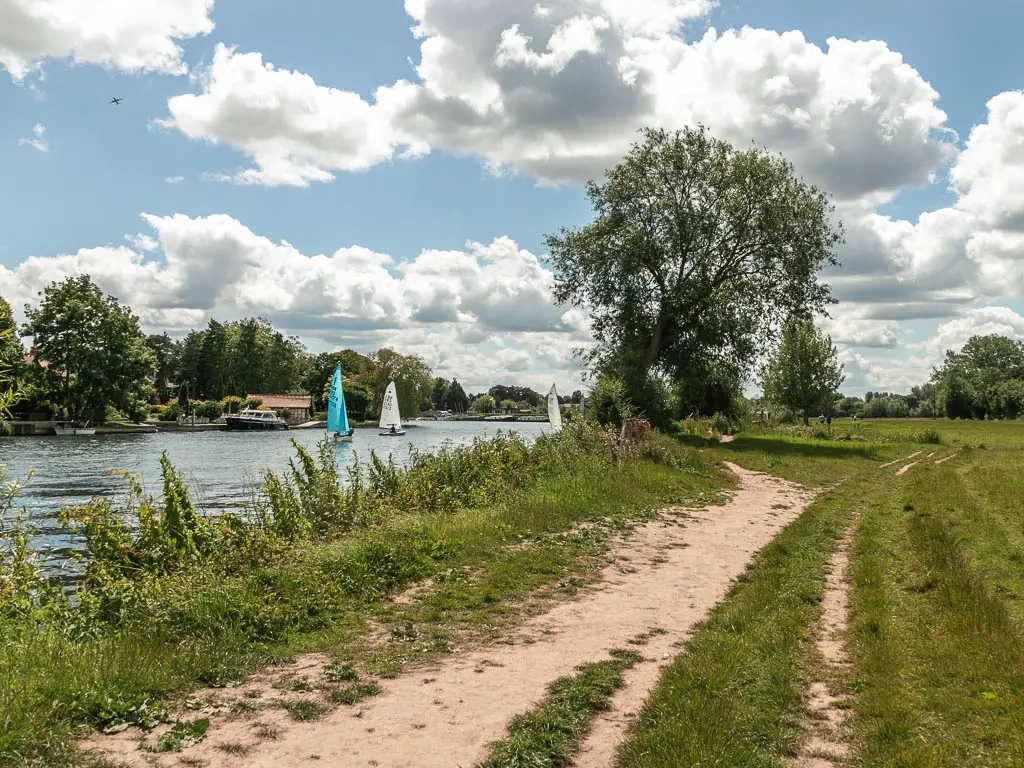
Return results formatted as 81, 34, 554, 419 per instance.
0, 283, 577, 425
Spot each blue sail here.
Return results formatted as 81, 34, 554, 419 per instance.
326, 366, 343, 434
338, 373, 350, 433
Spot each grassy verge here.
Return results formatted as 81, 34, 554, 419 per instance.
0, 428, 723, 767
849, 449, 1024, 766
614, 462, 882, 766
479, 648, 643, 768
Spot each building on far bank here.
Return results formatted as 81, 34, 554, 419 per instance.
249, 394, 312, 425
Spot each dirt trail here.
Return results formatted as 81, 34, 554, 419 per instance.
87, 464, 814, 768
793, 523, 855, 768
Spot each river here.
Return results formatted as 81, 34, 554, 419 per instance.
0, 421, 549, 568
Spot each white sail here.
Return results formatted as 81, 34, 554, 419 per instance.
548, 384, 563, 433
379, 381, 403, 429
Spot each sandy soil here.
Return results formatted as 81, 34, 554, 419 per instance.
86, 463, 814, 768
895, 460, 921, 476
793, 525, 854, 768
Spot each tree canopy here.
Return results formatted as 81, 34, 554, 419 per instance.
22, 275, 155, 422
548, 126, 841, 424
933, 334, 1024, 419
762, 314, 844, 425
367, 348, 434, 418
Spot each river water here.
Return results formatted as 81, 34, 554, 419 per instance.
0, 421, 549, 568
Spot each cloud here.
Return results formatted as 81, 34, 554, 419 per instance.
17, 123, 48, 151
0, 211, 573, 346
0, 0, 214, 81
160, 2, 953, 204
165, 175, 185, 184
162, 44, 426, 187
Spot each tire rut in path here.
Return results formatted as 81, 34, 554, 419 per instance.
86, 463, 814, 768
793, 521, 856, 768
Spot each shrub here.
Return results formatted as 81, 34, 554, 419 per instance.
242, 397, 263, 410
220, 396, 244, 415
193, 401, 223, 421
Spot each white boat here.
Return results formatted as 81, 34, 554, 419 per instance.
327, 365, 354, 442
379, 381, 407, 436
224, 409, 288, 431
548, 384, 563, 433
53, 420, 96, 436
436, 410, 457, 421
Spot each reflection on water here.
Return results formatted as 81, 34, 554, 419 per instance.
0, 421, 549, 566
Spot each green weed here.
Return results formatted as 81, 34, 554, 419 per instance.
153, 718, 209, 753
479, 649, 642, 768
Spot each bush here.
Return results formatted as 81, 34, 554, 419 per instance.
151, 405, 168, 416
220, 396, 243, 415
159, 402, 183, 422
193, 401, 223, 421
242, 397, 263, 411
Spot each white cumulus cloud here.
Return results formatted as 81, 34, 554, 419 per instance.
0, 0, 214, 81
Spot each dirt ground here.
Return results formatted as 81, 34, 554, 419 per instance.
86, 463, 814, 768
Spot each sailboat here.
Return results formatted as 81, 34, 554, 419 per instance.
379, 381, 407, 437
327, 365, 354, 442
548, 384, 563, 433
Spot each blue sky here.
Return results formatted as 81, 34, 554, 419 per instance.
2, 0, 1023, 394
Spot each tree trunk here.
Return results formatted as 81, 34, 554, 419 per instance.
643, 313, 671, 371
803, 408, 809, 426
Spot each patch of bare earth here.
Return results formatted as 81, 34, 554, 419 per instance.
85, 463, 814, 768
880, 451, 922, 469
793, 522, 855, 768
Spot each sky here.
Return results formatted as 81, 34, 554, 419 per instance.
2, 0, 1024, 396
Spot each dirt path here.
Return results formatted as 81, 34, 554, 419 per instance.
793, 522, 855, 768
87, 464, 814, 768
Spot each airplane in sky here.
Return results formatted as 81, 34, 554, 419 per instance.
109, 97, 122, 105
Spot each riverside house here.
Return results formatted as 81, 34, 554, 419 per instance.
249, 394, 313, 425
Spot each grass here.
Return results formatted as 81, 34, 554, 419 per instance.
478, 648, 643, 768
327, 681, 381, 706
848, 443, 1024, 766
279, 699, 329, 722
0, 427, 722, 767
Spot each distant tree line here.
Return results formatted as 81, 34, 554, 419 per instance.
3, 276, 561, 425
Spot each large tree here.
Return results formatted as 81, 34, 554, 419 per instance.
0, 296, 22, 367
146, 333, 180, 402
22, 275, 156, 422
762, 314, 844, 425
548, 126, 841, 424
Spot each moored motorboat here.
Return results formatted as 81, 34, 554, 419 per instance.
224, 409, 288, 431
53, 420, 96, 436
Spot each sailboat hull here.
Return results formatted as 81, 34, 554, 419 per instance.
379, 430, 407, 437
332, 429, 355, 442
